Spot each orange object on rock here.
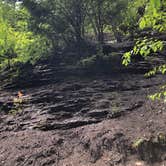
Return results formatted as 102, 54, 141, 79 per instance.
18, 91, 23, 98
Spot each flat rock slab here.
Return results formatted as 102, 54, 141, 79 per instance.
0, 73, 166, 132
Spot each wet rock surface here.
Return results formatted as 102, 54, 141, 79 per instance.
0, 73, 165, 132
0, 65, 166, 166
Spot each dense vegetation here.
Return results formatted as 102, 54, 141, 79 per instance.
0, 2, 166, 164
0, 0, 139, 67
0, 0, 165, 73
0, 1, 52, 68
122, 0, 166, 100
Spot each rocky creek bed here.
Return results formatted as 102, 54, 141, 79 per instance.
0, 64, 166, 166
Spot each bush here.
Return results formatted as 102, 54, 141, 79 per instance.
79, 51, 122, 72
0, 1, 52, 69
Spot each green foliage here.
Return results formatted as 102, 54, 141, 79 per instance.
148, 84, 166, 101
122, 0, 166, 102
132, 134, 166, 155
0, 1, 51, 68
23, 0, 131, 44
148, 92, 163, 101
122, 51, 131, 66
134, 39, 163, 56
80, 55, 98, 68
10, 99, 23, 115
80, 50, 122, 72
122, 0, 165, 66
139, 0, 166, 31
145, 64, 166, 77
122, 0, 147, 34
132, 138, 145, 149
23, 0, 86, 46
122, 38, 163, 66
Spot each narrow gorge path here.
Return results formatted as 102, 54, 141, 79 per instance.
0, 66, 166, 166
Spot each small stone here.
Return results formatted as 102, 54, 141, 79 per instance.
135, 161, 144, 166
140, 114, 144, 117
158, 110, 162, 114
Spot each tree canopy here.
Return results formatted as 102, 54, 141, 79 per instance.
0, 0, 165, 71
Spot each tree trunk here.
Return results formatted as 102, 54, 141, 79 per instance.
97, 0, 104, 44
73, 0, 85, 54
112, 25, 122, 42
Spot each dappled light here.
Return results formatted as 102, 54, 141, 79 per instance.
0, 0, 165, 166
